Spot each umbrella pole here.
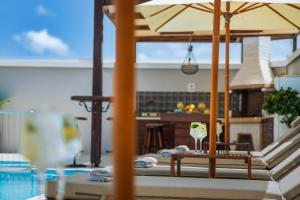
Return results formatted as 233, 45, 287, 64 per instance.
91, 0, 104, 167
113, 0, 135, 199
209, 0, 221, 178
224, 2, 231, 145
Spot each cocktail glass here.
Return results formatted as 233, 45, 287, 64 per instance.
197, 123, 207, 153
190, 122, 201, 154
217, 122, 223, 143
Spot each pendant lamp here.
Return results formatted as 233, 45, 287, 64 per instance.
181, 38, 199, 75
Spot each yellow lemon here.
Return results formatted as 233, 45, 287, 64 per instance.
189, 108, 194, 113
198, 103, 206, 110
189, 104, 195, 109
177, 102, 184, 109
63, 127, 79, 142
204, 109, 210, 115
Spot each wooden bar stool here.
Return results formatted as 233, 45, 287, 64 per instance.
143, 123, 165, 154
236, 133, 254, 151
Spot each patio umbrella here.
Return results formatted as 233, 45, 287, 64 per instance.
137, 0, 300, 177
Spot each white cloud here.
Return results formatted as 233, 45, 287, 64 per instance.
36, 5, 56, 17
13, 29, 69, 56
137, 53, 152, 62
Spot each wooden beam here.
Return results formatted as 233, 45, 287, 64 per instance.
104, 0, 149, 5
135, 25, 150, 30
91, 0, 104, 167
230, 30, 263, 33
134, 33, 295, 42
209, 0, 221, 179
113, 0, 135, 199
108, 12, 144, 20
160, 31, 194, 35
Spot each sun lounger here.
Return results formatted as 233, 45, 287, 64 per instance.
259, 122, 300, 157
142, 132, 300, 170
135, 148, 300, 181
136, 165, 271, 180
46, 165, 300, 200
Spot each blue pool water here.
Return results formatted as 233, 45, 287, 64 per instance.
0, 162, 89, 200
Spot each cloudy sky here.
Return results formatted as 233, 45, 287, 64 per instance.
0, 0, 298, 63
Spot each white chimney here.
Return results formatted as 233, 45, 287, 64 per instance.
230, 37, 274, 90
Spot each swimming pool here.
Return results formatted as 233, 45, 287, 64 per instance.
0, 162, 89, 200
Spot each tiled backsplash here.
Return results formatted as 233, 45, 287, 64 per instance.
136, 91, 237, 118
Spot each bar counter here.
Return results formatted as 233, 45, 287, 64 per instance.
136, 113, 211, 155
136, 113, 273, 154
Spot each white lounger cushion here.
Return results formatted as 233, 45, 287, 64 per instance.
264, 133, 300, 169
144, 153, 267, 169
137, 146, 299, 181
270, 148, 300, 181
46, 174, 283, 200
143, 131, 300, 170
261, 123, 300, 156
279, 165, 300, 200
291, 116, 300, 128
135, 165, 270, 180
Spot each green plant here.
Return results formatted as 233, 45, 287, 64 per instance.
263, 87, 300, 127
0, 98, 10, 109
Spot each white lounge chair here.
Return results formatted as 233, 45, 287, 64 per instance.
46, 164, 300, 200
135, 148, 300, 181
142, 130, 300, 170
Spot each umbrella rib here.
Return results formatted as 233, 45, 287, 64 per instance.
286, 4, 300, 11
265, 4, 300, 30
155, 5, 190, 32
237, 3, 268, 14
236, 3, 259, 14
196, 3, 214, 12
149, 5, 176, 17
188, 5, 213, 13
232, 2, 248, 15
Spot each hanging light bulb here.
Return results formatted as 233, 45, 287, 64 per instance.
181, 37, 199, 75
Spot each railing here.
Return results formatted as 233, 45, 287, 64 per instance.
0, 111, 28, 153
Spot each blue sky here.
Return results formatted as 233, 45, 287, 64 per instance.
0, 0, 298, 62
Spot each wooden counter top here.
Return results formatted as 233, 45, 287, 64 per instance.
136, 117, 160, 120
228, 117, 262, 124
220, 116, 273, 124
136, 113, 273, 124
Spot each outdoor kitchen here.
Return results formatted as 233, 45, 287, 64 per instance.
135, 37, 275, 153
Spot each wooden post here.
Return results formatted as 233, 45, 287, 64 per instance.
224, 2, 231, 145
209, 0, 221, 178
113, 0, 135, 200
91, 0, 104, 167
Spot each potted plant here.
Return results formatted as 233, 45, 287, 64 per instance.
0, 98, 10, 110
263, 87, 300, 127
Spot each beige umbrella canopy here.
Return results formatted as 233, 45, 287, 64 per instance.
138, 0, 300, 33
137, 0, 300, 139
137, 0, 300, 178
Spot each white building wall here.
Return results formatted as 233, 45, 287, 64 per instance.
0, 62, 238, 153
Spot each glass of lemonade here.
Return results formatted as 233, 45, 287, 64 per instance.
197, 123, 207, 153
190, 122, 201, 154
217, 122, 223, 143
